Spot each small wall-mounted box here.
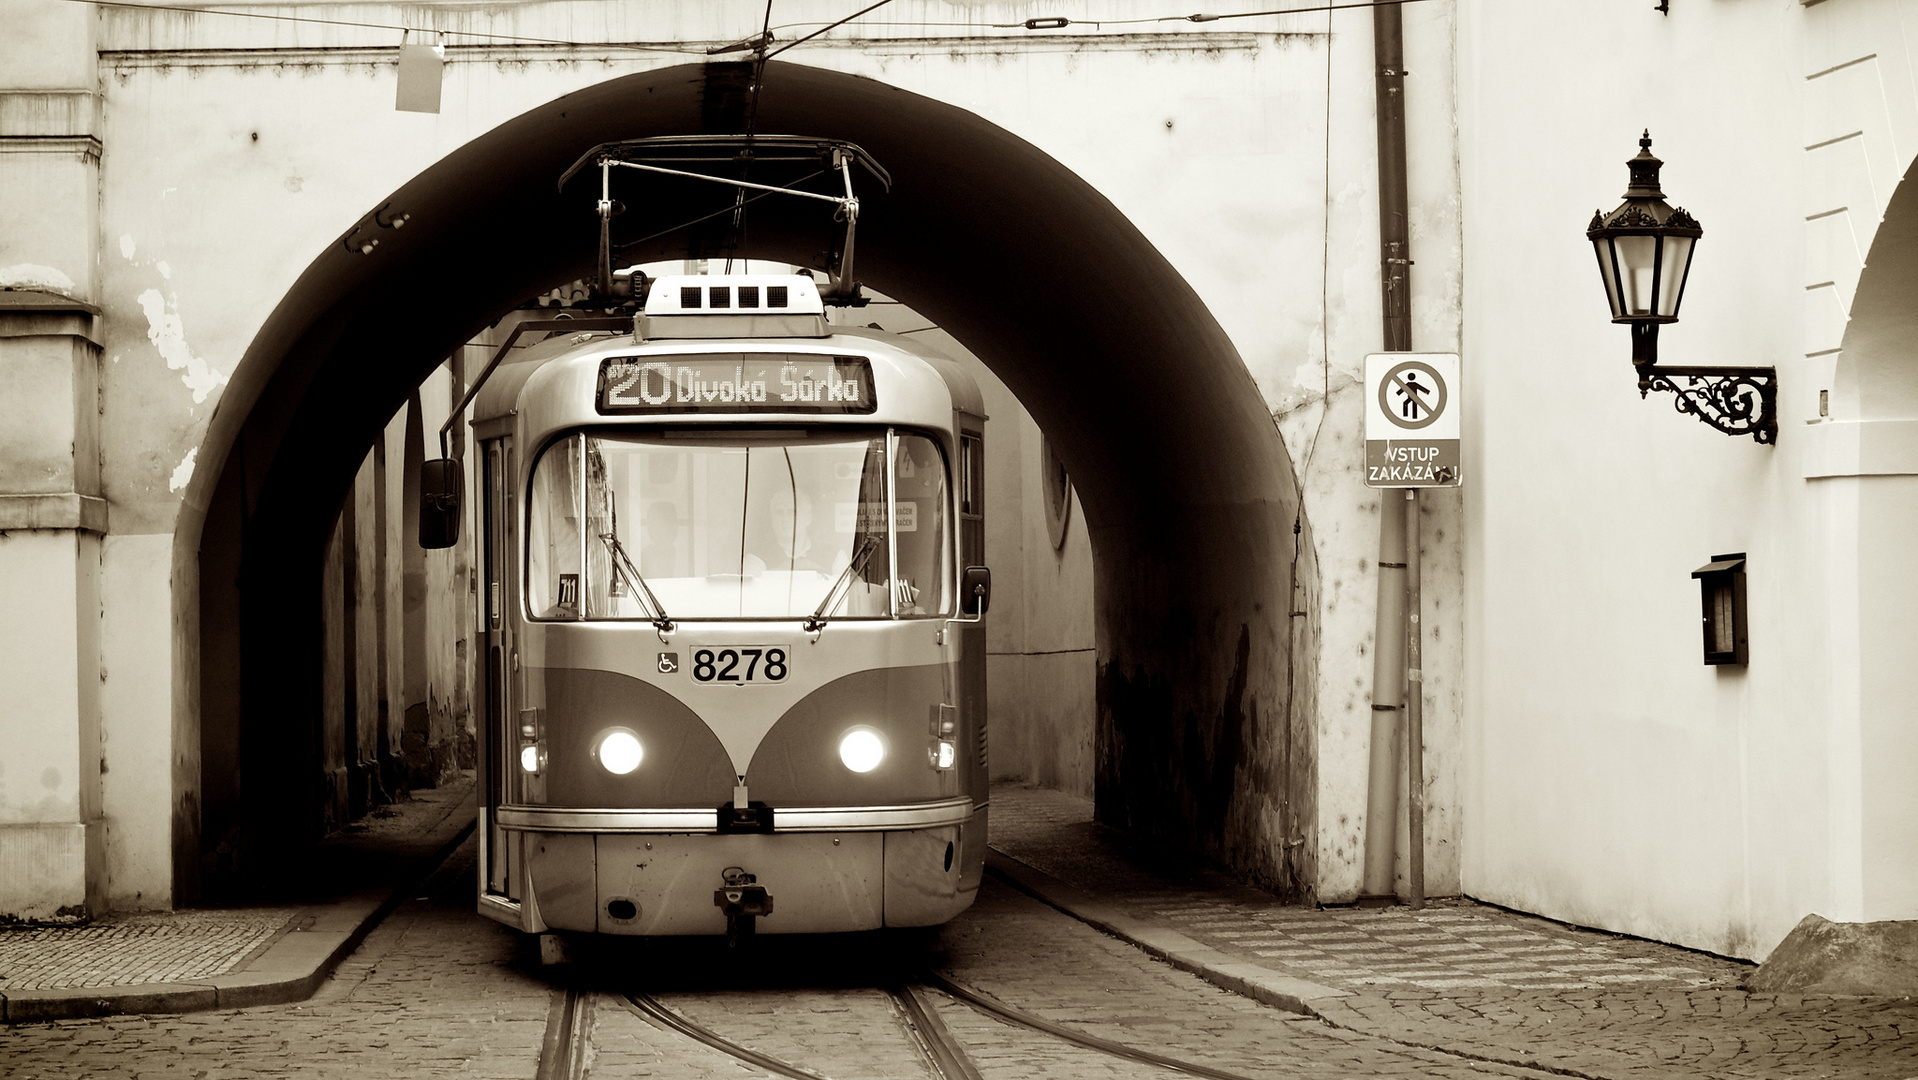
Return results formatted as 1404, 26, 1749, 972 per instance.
1691, 553, 1749, 666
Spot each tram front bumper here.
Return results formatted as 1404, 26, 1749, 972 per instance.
513, 802, 981, 936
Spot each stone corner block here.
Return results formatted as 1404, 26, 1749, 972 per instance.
1748, 912, 1918, 995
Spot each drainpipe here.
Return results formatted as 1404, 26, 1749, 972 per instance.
1360, 1, 1413, 903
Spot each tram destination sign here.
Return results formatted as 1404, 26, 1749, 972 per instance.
1364, 352, 1462, 488
597, 355, 877, 415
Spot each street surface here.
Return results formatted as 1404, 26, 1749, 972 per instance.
1, 837, 1554, 1079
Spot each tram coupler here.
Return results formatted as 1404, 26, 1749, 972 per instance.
715, 867, 773, 948
716, 800, 775, 833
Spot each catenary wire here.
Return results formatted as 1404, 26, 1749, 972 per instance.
70, 0, 1433, 57
769, 0, 1432, 34
764, 0, 898, 59
65, 0, 707, 52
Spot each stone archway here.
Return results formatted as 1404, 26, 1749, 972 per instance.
178, 59, 1315, 897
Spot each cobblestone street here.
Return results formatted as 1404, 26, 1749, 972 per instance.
0, 844, 551, 1079
0, 838, 1553, 1079
5, 783, 1917, 1078
988, 785, 1918, 1080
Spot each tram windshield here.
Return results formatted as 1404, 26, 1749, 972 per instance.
526, 428, 952, 621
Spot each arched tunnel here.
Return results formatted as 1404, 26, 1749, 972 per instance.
183, 60, 1316, 899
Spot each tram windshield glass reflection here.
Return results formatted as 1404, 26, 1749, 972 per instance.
526, 429, 951, 620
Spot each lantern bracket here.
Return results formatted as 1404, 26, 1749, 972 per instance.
1632, 334, 1777, 444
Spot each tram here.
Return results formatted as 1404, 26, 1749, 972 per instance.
423, 271, 991, 942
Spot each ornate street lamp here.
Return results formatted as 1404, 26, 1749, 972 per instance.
1588, 132, 1776, 443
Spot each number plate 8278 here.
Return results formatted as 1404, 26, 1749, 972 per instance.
690, 647, 789, 684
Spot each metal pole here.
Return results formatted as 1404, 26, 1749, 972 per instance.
1361, 495, 1406, 901
1361, 0, 1414, 905
1404, 488, 1424, 909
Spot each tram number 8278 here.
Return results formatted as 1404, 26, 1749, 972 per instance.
690, 647, 789, 684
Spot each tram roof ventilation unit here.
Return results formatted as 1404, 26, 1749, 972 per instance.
636, 274, 829, 341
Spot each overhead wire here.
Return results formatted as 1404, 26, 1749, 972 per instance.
768, 0, 1430, 35
763, 0, 898, 60
1281, 0, 1340, 904
64, 0, 707, 53
68, 0, 1429, 57
724, 0, 780, 272
1300, 0, 1337, 481
612, 170, 826, 253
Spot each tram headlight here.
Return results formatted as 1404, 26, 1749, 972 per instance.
519, 744, 542, 774
934, 740, 956, 770
595, 729, 644, 775
838, 728, 885, 773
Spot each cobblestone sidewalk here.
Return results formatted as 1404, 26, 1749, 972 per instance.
0, 776, 474, 1023
988, 782, 1918, 1080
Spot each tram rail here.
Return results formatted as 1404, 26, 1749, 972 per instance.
536, 973, 1286, 1080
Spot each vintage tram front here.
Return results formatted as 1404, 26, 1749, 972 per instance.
462, 274, 990, 940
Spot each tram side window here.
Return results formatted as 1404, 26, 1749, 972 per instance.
893, 434, 952, 616
526, 436, 584, 619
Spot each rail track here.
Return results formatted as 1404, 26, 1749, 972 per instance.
535, 969, 1288, 1080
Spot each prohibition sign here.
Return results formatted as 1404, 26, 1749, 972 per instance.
1377, 359, 1448, 430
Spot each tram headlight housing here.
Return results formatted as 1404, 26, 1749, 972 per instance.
595, 729, 644, 775
838, 727, 885, 773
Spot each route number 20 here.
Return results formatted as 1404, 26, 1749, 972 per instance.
691, 647, 789, 684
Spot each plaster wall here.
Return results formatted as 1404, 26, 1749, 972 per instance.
0, 531, 93, 826
0, 0, 93, 88
1459, 0, 1918, 959
0, 529, 104, 919
1266, 5, 1464, 903
0, 0, 97, 302
0, 336, 91, 495
99, 532, 179, 909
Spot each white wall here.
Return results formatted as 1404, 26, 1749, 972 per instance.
1459, 0, 1918, 959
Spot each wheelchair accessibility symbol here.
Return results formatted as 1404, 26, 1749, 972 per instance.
658, 652, 679, 674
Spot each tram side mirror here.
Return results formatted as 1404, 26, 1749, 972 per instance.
418, 458, 463, 550
961, 566, 992, 616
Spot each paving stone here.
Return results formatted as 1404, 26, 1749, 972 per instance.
989, 781, 1918, 1080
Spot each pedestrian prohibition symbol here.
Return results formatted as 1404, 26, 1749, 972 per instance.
1364, 352, 1461, 488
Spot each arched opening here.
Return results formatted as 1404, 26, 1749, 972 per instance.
1814, 169, 1918, 921
178, 60, 1315, 899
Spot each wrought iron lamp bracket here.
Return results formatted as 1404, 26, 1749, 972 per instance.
1629, 325, 1777, 443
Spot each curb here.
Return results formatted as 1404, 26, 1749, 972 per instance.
1, 794, 476, 1025
983, 850, 1350, 1017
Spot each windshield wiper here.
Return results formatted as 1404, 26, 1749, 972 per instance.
804, 535, 878, 633
599, 533, 674, 633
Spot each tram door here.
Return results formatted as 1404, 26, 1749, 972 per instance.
480, 437, 520, 901
958, 431, 988, 781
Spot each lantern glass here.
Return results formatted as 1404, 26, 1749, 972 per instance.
1656, 235, 1694, 318
1614, 234, 1659, 317
1593, 237, 1624, 319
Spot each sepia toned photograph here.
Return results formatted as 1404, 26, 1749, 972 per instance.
1, 0, 1912, 1075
